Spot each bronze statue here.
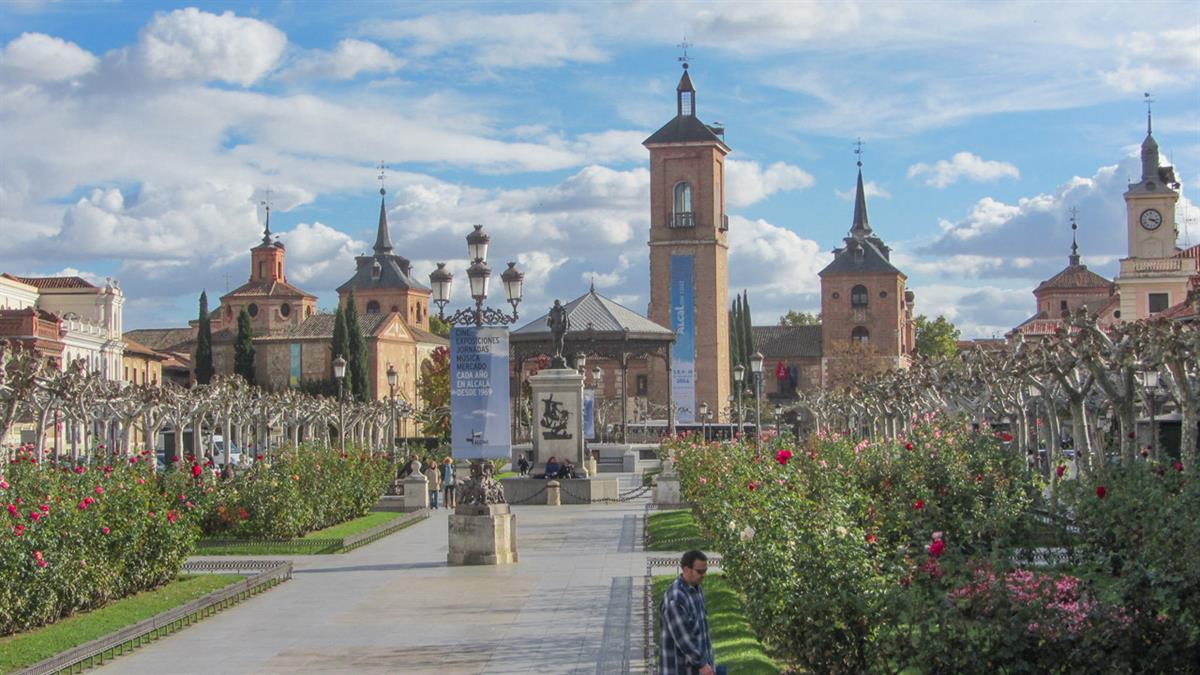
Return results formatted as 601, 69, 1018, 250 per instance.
547, 299, 570, 368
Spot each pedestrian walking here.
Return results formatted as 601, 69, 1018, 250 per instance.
423, 460, 442, 509
660, 550, 720, 675
441, 457, 456, 509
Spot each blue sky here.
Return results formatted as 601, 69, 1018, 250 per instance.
1, 1, 1197, 338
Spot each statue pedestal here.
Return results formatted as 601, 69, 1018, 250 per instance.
529, 368, 587, 474
447, 503, 518, 566
401, 474, 429, 511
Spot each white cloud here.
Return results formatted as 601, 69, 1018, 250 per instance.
1102, 29, 1200, 93
834, 180, 891, 201
907, 152, 1020, 188
365, 12, 606, 68
277, 221, 364, 289
725, 160, 814, 208
134, 8, 287, 86
0, 32, 97, 82
281, 39, 403, 81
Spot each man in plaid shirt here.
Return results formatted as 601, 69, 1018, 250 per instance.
660, 550, 717, 675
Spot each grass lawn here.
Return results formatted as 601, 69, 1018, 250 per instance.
496, 471, 518, 479
0, 574, 242, 673
652, 575, 780, 674
646, 509, 712, 551
195, 510, 411, 555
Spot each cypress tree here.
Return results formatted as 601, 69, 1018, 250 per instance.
195, 291, 214, 385
741, 290, 756, 360
234, 308, 255, 383
344, 289, 369, 401
331, 303, 348, 388
729, 296, 742, 375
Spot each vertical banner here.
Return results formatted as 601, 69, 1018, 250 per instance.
670, 254, 696, 424
583, 389, 596, 440
289, 343, 302, 388
450, 326, 511, 460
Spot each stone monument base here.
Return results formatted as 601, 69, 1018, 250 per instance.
447, 503, 519, 566
501, 477, 619, 505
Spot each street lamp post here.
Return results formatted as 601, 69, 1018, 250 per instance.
386, 363, 398, 461
592, 365, 603, 442
699, 402, 709, 443
429, 224, 524, 507
333, 355, 347, 451
733, 364, 745, 437
774, 403, 784, 437
1136, 369, 1161, 460
750, 352, 764, 449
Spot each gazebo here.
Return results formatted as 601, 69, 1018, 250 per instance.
511, 287, 676, 442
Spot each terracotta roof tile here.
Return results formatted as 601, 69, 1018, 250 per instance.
3, 274, 96, 289
123, 328, 195, 352
752, 325, 822, 359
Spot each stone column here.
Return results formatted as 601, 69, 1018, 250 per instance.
529, 368, 587, 476
448, 503, 518, 565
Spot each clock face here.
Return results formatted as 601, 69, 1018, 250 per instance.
1140, 209, 1163, 230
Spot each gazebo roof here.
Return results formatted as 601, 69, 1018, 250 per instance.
512, 287, 675, 343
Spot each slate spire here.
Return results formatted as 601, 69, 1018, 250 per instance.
373, 187, 393, 255
850, 165, 872, 239
261, 204, 272, 246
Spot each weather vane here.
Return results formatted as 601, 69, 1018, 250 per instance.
377, 160, 389, 195
677, 38, 692, 69
853, 137, 866, 167
1144, 92, 1154, 133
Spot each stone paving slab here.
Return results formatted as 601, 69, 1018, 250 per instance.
95, 475, 654, 674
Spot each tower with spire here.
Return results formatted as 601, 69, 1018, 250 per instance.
643, 55, 732, 423
1115, 98, 1195, 320
1012, 211, 1116, 337
216, 202, 317, 339
818, 153, 915, 378
336, 180, 433, 331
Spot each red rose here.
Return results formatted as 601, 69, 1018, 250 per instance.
239, 508, 249, 520
1096, 486, 1107, 499
101, 526, 110, 535
84, 496, 94, 505
14, 524, 24, 536
39, 504, 49, 513
999, 432, 1014, 443
865, 533, 877, 544
256, 454, 263, 461
748, 481, 760, 491
1056, 465, 1066, 478
1174, 462, 1184, 473
78, 501, 88, 510
914, 500, 925, 510
167, 510, 178, 524
191, 464, 202, 478
776, 449, 793, 465
74, 466, 84, 474
905, 443, 914, 451
29, 511, 41, 521
929, 539, 946, 558
94, 486, 104, 495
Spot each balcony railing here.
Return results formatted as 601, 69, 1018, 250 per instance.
670, 211, 695, 228
1121, 257, 1196, 275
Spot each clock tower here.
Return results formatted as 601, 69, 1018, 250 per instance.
1115, 107, 1196, 320
1124, 110, 1179, 259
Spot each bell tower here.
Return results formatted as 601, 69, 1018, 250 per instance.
644, 59, 731, 423
1116, 98, 1195, 320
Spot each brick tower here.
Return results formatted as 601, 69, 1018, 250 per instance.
644, 63, 731, 423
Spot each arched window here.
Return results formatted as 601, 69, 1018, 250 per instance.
851, 285, 869, 308
672, 182, 693, 227
247, 303, 258, 317
366, 300, 381, 314
851, 326, 870, 344
280, 303, 291, 318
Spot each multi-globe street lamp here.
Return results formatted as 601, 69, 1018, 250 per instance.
750, 351, 764, 448
333, 354, 347, 451
428, 224, 524, 505
733, 364, 745, 436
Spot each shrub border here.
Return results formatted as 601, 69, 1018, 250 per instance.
194, 508, 429, 555
13, 561, 292, 675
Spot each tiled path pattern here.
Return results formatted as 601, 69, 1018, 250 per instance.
97, 474, 660, 674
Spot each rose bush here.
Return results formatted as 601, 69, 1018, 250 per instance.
0, 449, 197, 635
668, 415, 1197, 671
190, 444, 393, 540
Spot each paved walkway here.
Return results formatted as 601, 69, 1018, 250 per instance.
97, 474, 657, 674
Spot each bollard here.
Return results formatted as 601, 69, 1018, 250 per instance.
546, 480, 561, 506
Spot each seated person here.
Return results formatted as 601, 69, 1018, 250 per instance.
517, 454, 531, 476
560, 459, 577, 479
544, 456, 561, 479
